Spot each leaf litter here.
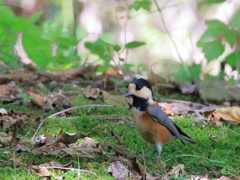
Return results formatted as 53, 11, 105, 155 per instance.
0, 67, 240, 179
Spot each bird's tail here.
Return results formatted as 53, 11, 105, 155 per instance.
180, 135, 196, 144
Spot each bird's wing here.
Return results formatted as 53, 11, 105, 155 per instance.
149, 105, 196, 144
149, 105, 182, 138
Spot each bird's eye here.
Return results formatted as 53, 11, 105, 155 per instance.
135, 85, 141, 90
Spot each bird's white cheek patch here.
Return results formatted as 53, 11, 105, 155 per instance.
125, 96, 133, 105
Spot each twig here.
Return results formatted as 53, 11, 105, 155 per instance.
31, 104, 113, 141
105, 117, 133, 125
152, 0, 190, 77
39, 166, 96, 175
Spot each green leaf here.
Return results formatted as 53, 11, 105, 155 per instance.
28, 12, 43, 24
85, 39, 114, 62
115, 6, 125, 12
208, 0, 226, 3
173, 63, 201, 82
22, 25, 53, 70
225, 51, 240, 68
129, 0, 151, 11
12, 17, 28, 31
113, 45, 121, 52
225, 28, 237, 47
0, 7, 17, 27
230, 9, 240, 27
201, 20, 226, 39
100, 32, 116, 44
202, 40, 225, 61
125, 41, 145, 48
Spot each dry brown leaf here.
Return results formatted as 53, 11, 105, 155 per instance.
0, 85, 15, 96
78, 137, 99, 148
0, 132, 12, 147
121, 157, 158, 180
85, 87, 100, 99
216, 107, 240, 124
214, 176, 229, 180
198, 79, 240, 104
49, 65, 97, 79
33, 132, 86, 150
162, 104, 175, 116
29, 92, 52, 106
31, 165, 51, 177
108, 161, 129, 180
165, 164, 185, 178
105, 67, 120, 76
14, 144, 31, 152
105, 142, 132, 156
0, 108, 8, 114
208, 134, 219, 141
209, 107, 240, 125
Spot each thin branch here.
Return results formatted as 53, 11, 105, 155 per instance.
105, 117, 133, 125
40, 166, 96, 175
31, 104, 113, 141
152, 0, 190, 77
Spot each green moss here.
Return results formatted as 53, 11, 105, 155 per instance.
0, 93, 239, 179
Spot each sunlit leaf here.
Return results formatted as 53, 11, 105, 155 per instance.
125, 41, 145, 48
225, 28, 237, 47
225, 51, 240, 68
208, 0, 226, 3
113, 45, 121, 52
230, 9, 240, 27
202, 40, 225, 61
201, 20, 226, 39
22, 24, 53, 70
129, 0, 151, 11
12, 17, 28, 31
29, 12, 43, 24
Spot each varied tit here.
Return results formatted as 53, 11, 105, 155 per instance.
125, 78, 196, 158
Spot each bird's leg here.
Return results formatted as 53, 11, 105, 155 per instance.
156, 142, 162, 158
156, 142, 166, 170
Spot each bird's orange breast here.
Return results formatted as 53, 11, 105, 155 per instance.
131, 103, 173, 145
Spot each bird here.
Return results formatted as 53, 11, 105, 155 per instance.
125, 78, 196, 158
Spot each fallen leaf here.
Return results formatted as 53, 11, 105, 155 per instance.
105, 142, 132, 156
14, 144, 31, 152
0, 132, 12, 147
78, 137, 99, 148
29, 92, 52, 107
84, 86, 100, 99
33, 132, 86, 150
198, 79, 240, 104
166, 164, 185, 178
0, 85, 15, 96
215, 107, 240, 124
209, 134, 219, 141
162, 104, 175, 116
0, 108, 8, 114
31, 165, 51, 177
108, 161, 129, 180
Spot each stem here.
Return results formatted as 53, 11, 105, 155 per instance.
152, 0, 190, 77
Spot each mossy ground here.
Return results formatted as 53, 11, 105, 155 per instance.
0, 93, 239, 179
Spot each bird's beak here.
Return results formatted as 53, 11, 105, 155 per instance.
125, 91, 134, 97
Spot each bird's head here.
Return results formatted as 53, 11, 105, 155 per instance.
125, 78, 155, 105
